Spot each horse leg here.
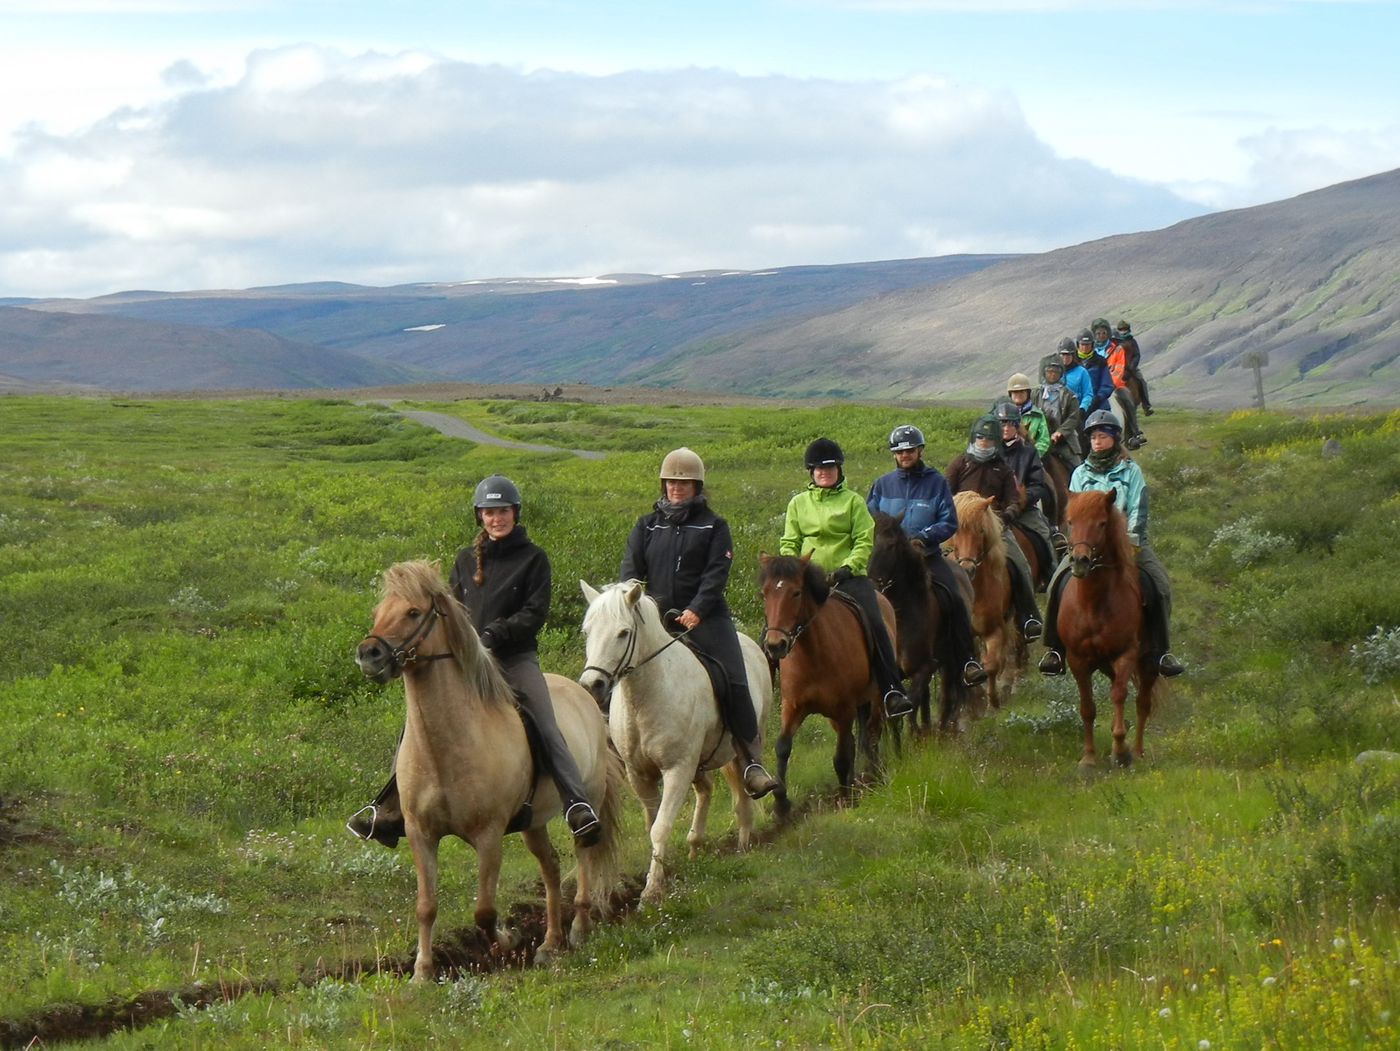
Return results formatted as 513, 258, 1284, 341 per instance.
1109, 655, 1134, 767
911, 665, 934, 739
1073, 665, 1098, 769
720, 760, 756, 852
470, 834, 514, 952
832, 720, 857, 804
408, 830, 441, 982
983, 627, 1004, 710
521, 825, 567, 963
773, 718, 797, 820
687, 769, 714, 860
1133, 668, 1157, 759
641, 767, 694, 906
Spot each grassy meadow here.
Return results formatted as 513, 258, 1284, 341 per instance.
1, 394, 1398, 1048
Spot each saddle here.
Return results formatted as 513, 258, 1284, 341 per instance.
830, 588, 886, 667
1011, 522, 1054, 590
678, 636, 733, 731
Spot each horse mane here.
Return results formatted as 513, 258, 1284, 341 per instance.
951, 491, 1006, 573
582, 580, 668, 637
380, 560, 515, 709
759, 554, 830, 604
870, 513, 926, 593
1071, 490, 1136, 570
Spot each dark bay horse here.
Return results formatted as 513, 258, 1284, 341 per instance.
947, 493, 1024, 711
1041, 453, 1073, 555
868, 513, 970, 736
758, 553, 887, 814
355, 561, 625, 979
1059, 490, 1159, 767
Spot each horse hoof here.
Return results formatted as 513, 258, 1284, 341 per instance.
534, 943, 563, 966
1115, 751, 1134, 768
1078, 757, 1097, 772
496, 926, 521, 952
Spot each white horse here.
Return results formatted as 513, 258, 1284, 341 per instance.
578, 580, 773, 905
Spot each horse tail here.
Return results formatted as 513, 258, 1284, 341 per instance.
581, 745, 626, 913
933, 623, 970, 731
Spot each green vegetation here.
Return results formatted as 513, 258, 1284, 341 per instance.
1, 395, 1397, 1048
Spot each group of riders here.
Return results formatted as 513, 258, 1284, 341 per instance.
347, 316, 1182, 851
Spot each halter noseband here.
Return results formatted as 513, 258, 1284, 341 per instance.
1067, 539, 1112, 573
760, 574, 814, 650
365, 600, 456, 673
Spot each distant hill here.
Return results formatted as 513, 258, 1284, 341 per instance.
0, 308, 426, 392
7, 168, 1399, 406
15, 257, 1012, 392
638, 169, 1400, 407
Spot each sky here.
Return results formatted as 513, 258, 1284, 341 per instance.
2, 1, 1398, 299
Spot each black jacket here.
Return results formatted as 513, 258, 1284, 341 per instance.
1001, 439, 1049, 510
619, 495, 734, 619
449, 526, 550, 658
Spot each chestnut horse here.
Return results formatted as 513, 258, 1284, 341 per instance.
868, 513, 971, 736
1059, 490, 1159, 767
355, 561, 624, 981
757, 553, 887, 814
946, 492, 1024, 710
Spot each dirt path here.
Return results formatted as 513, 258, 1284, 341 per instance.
379, 404, 606, 460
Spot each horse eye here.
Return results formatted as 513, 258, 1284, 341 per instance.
616, 628, 629, 640
407, 607, 422, 618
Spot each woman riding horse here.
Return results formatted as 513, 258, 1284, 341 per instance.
1038, 413, 1185, 678
619, 447, 780, 799
779, 437, 913, 719
347, 474, 603, 847
992, 400, 1056, 588
945, 416, 1044, 643
865, 423, 987, 688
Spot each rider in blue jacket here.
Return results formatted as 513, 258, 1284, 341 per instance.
866, 425, 988, 687
1072, 331, 1115, 416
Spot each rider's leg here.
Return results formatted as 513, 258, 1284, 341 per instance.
833, 574, 912, 717
347, 730, 405, 848
926, 553, 987, 686
687, 617, 778, 798
1136, 545, 1183, 676
498, 650, 602, 843
1037, 557, 1072, 675
1002, 527, 1044, 639
1016, 505, 1056, 588
1136, 370, 1154, 413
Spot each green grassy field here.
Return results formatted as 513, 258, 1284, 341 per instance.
1, 395, 1398, 1049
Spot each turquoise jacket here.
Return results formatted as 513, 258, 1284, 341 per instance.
1070, 455, 1149, 546
780, 479, 875, 574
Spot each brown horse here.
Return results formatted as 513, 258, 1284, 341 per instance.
355, 561, 624, 980
868, 513, 971, 736
757, 553, 887, 814
947, 492, 1024, 710
1059, 490, 1159, 767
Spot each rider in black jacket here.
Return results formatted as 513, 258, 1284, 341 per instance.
619, 448, 780, 799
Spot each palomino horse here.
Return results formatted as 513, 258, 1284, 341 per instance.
578, 580, 773, 906
1059, 490, 1159, 767
757, 553, 887, 814
868, 513, 971, 736
355, 561, 624, 981
946, 493, 1024, 711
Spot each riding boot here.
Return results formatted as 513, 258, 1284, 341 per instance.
835, 575, 911, 717
1008, 559, 1043, 641
928, 568, 987, 687
1146, 597, 1185, 678
734, 736, 780, 799
347, 773, 405, 848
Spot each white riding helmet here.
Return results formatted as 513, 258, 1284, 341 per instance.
659, 447, 705, 482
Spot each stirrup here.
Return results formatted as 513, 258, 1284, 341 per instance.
1022, 618, 1043, 641
962, 660, 988, 687
1038, 650, 1065, 676
883, 689, 914, 718
565, 801, 602, 845
1158, 652, 1185, 677
742, 762, 780, 800
346, 804, 378, 841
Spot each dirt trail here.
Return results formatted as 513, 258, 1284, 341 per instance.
374, 402, 606, 460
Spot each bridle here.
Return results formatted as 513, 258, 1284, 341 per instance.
582, 602, 693, 696
363, 600, 456, 674
1067, 538, 1113, 574
760, 575, 813, 651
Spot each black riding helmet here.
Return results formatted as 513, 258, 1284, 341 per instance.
472, 474, 522, 523
992, 401, 1021, 424
804, 436, 845, 469
969, 416, 1000, 443
888, 425, 925, 452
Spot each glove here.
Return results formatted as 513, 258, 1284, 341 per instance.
1001, 508, 1019, 525
829, 565, 854, 586
478, 629, 499, 651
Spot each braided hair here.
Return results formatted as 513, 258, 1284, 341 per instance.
471, 528, 489, 587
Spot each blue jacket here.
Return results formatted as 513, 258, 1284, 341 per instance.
1059, 361, 1095, 415
866, 462, 959, 547
1070, 455, 1149, 546
1071, 355, 1115, 414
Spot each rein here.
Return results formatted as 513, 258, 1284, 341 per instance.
365, 601, 457, 673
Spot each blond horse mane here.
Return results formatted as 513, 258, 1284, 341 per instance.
380, 559, 515, 709
952, 491, 1008, 574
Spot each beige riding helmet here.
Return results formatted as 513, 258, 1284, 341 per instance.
659, 447, 705, 482
1007, 372, 1034, 393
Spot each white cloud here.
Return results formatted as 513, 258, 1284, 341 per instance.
1, 47, 1205, 297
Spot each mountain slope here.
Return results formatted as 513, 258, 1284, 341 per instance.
638, 169, 1400, 406
0, 307, 426, 392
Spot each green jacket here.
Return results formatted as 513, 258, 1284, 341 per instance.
779, 480, 874, 574
1022, 406, 1052, 457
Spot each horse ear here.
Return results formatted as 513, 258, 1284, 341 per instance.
624, 581, 644, 606
799, 551, 813, 566
1106, 489, 1117, 506
580, 580, 600, 603
894, 510, 906, 524
759, 552, 771, 567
